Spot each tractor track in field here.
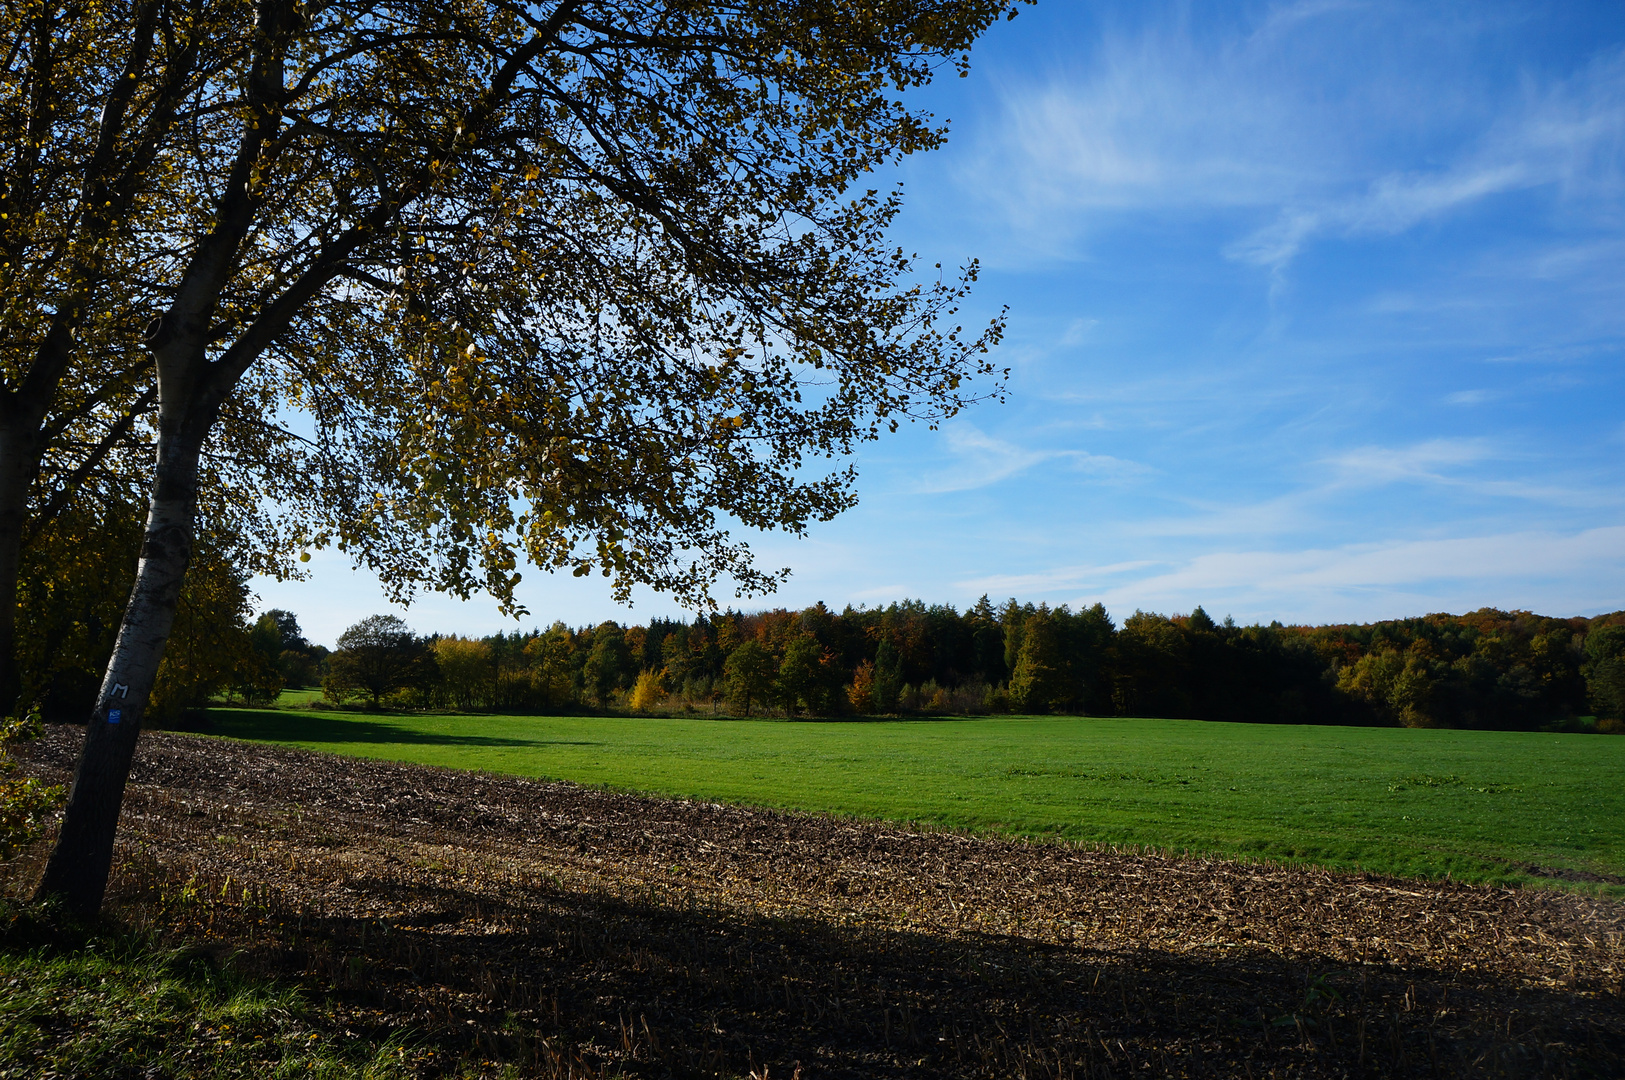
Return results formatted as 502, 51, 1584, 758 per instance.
9, 723, 1624, 1077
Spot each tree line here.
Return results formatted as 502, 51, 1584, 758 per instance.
254, 599, 1623, 732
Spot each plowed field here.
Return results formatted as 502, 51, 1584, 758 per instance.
9, 725, 1624, 1078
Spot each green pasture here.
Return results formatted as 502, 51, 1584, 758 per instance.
205, 707, 1625, 892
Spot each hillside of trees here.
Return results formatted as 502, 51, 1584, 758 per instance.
290, 599, 1624, 732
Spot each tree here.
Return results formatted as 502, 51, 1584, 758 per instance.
871, 637, 903, 713
777, 632, 824, 716
1000, 598, 1030, 679
525, 623, 579, 709
968, 593, 1006, 685
434, 636, 494, 710
323, 615, 434, 709
628, 670, 664, 713
723, 639, 775, 717
249, 615, 284, 669
34, 0, 1023, 915
1584, 624, 1625, 721
259, 609, 326, 688
582, 622, 632, 707
264, 610, 309, 653
14, 501, 143, 720
1009, 609, 1065, 714
848, 660, 877, 713
0, 0, 341, 720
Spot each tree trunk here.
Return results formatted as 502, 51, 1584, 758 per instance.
0, 422, 38, 719
34, 427, 201, 917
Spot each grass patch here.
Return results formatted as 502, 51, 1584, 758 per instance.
205, 710, 1625, 892
0, 902, 424, 1079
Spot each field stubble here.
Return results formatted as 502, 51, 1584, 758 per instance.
7, 724, 1625, 1078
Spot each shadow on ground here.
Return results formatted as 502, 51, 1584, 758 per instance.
122, 867, 1623, 1079
201, 709, 602, 749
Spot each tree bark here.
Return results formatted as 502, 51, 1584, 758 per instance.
33, 426, 202, 917
0, 422, 40, 718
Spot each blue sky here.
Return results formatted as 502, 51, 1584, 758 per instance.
258, 0, 1625, 646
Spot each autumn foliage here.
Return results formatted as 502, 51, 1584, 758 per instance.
312, 599, 1624, 732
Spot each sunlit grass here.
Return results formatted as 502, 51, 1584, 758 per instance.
208, 709, 1625, 893
0, 903, 418, 1078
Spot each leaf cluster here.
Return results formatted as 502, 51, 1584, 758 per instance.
11, 0, 1021, 619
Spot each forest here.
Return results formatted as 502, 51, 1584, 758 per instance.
316, 599, 1625, 731
24, 518, 1625, 731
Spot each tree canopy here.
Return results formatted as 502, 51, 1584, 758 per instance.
25, 0, 1026, 915
325, 614, 435, 709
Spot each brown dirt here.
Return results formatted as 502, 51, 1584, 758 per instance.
8, 724, 1624, 1078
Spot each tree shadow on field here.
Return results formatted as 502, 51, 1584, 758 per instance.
149, 868, 1625, 1080
203, 709, 602, 750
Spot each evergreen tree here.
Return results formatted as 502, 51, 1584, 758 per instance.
872, 637, 903, 713
1000, 598, 1031, 678
969, 594, 1006, 684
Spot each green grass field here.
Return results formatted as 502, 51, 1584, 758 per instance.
206, 706, 1625, 892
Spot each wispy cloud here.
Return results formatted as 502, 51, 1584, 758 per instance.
955, 560, 1160, 596
1316, 438, 1620, 507
1095, 526, 1625, 619
1225, 165, 1538, 267
912, 426, 1148, 493
1322, 438, 1496, 486
961, 8, 1625, 269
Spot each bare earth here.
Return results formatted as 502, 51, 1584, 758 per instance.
10, 724, 1624, 1078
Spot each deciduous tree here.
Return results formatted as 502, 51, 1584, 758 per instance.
723, 638, 775, 717
323, 615, 434, 709
0, 0, 332, 720
1584, 625, 1625, 721
434, 636, 495, 710
777, 632, 823, 716
34, 0, 1023, 915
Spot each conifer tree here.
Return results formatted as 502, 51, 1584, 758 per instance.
872, 637, 903, 713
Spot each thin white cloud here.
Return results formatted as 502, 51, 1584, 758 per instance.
912, 425, 1148, 493
1097, 526, 1625, 618
1058, 317, 1101, 347
1251, 0, 1367, 42
962, 9, 1625, 269
1228, 164, 1538, 268
1314, 438, 1620, 507
955, 560, 1161, 596
1322, 438, 1496, 486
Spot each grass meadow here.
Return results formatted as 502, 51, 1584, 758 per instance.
207, 707, 1625, 891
